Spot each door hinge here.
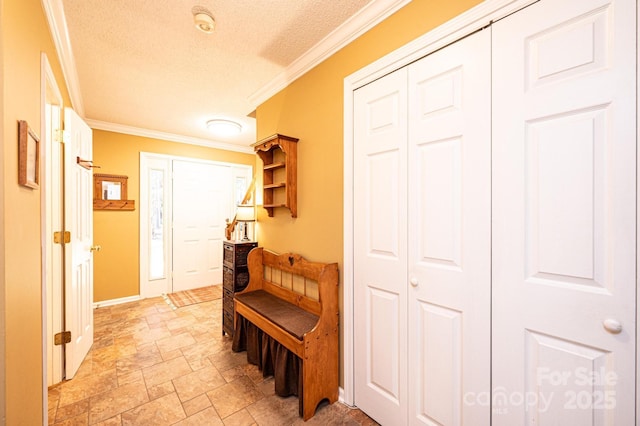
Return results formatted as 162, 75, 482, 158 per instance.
54, 331, 71, 346
53, 231, 71, 244
54, 129, 63, 143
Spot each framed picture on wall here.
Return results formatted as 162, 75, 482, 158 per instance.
18, 120, 40, 189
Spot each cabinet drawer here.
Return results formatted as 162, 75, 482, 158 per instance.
223, 288, 233, 306
223, 309, 234, 328
223, 243, 234, 266
223, 267, 234, 292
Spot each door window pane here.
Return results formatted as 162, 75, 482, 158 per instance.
150, 169, 164, 280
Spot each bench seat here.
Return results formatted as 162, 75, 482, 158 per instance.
234, 290, 318, 340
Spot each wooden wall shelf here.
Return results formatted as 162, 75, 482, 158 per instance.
252, 134, 298, 218
93, 173, 135, 211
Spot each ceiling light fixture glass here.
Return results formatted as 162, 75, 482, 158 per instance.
192, 6, 215, 34
206, 119, 242, 137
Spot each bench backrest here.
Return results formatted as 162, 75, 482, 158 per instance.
245, 248, 339, 320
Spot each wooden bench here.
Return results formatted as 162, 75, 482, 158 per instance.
232, 247, 339, 420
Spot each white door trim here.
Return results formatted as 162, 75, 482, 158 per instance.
139, 152, 252, 298
343, 0, 543, 406
636, 1, 640, 415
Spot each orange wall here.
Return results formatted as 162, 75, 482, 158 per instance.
255, 0, 482, 383
92, 130, 254, 302
2, 0, 71, 422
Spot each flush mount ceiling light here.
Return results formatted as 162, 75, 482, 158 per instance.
206, 119, 242, 137
192, 6, 215, 34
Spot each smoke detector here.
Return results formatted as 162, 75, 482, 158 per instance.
192, 6, 215, 34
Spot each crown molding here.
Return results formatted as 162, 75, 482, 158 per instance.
86, 120, 254, 154
42, 0, 85, 116
247, 0, 411, 109
345, 0, 538, 91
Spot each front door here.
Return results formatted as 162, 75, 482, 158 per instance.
492, 0, 636, 423
172, 160, 230, 292
63, 108, 94, 379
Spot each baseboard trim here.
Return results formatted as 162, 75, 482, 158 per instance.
93, 295, 142, 309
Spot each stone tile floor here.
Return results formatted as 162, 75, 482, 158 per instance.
48, 296, 378, 425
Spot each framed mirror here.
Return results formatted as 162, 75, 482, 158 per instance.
102, 180, 122, 200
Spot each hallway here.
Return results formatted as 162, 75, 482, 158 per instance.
47, 296, 376, 425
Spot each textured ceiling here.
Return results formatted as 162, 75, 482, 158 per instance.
60, 0, 375, 148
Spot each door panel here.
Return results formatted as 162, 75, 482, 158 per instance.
354, 68, 408, 425
63, 108, 93, 379
492, 0, 636, 423
417, 301, 462, 425
526, 108, 607, 290
417, 137, 462, 269
408, 29, 491, 425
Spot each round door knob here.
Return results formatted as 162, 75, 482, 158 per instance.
409, 277, 419, 287
603, 319, 622, 334
90, 245, 102, 252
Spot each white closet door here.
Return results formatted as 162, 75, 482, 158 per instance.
492, 0, 636, 424
354, 29, 492, 425
354, 68, 409, 425
407, 29, 491, 425
173, 161, 230, 292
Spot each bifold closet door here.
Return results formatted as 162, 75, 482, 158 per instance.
492, 0, 637, 424
407, 29, 491, 425
354, 68, 409, 425
354, 28, 491, 425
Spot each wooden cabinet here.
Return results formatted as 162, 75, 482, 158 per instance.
222, 240, 258, 336
252, 134, 298, 218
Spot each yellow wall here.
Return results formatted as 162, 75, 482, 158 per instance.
92, 130, 254, 302
0, 1, 5, 421
2, 0, 71, 422
255, 0, 482, 383
256, 0, 482, 257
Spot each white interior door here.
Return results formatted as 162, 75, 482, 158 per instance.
63, 108, 94, 379
492, 0, 636, 423
407, 29, 491, 425
354, 67, 409, 425
172, 160, 230, 292
43, 56, 64, 386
